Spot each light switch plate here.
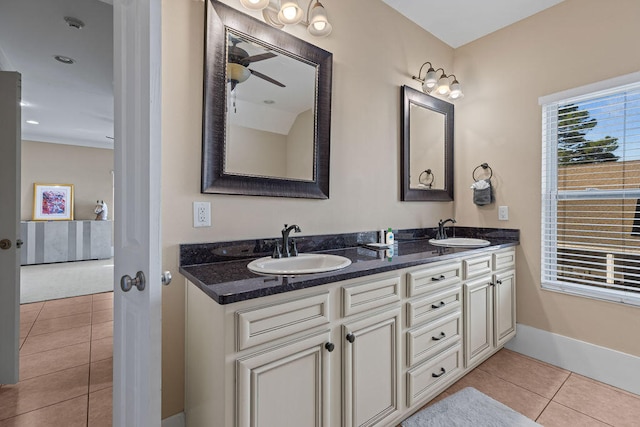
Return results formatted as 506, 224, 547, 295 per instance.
193, 202, 211, 227
498, 205, 509, 221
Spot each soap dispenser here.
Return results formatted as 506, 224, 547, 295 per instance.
385, 228, 394, 245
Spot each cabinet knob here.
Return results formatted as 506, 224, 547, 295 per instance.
496, 279, 502, 284
431, 332, 446, 341
345, 333, 355, 343
431, 367, 446, 378
324, 342, 335, 352
431, 301, 445, 309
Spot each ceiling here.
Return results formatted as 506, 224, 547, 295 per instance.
0, 0, 564, 150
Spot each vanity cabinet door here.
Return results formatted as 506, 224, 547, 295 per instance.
236, 331, 332, 427
343, 308, 401, 427
494, 269, 516, 348
463, 277, 494, 368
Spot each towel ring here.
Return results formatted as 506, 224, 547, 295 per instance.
418, 169, 434, 188
472, 163, 493, 181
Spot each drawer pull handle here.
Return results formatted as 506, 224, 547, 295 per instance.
431, 332, 446, 341
431, 275, 445, 282
325, 342, 335, 352
346, 333, 356, 343
432, 367, 446, 378
431, 301, 445, 309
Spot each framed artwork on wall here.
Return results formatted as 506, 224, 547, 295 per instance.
32, 183, 74, 221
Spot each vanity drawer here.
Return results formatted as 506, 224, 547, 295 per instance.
406, 285, 462, 328
342, 275, 401, 317
407, 311, 462, 366
406, 342, 463, 407
407, 262, 462, 298
463, 255, 492, 280
493, 249, 515, 271
236, 292, 330, 351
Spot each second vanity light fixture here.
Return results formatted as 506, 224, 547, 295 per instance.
412, 62, 464, 100
239, 0, 333, 37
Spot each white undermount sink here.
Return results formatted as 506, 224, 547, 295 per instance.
248, 253, 352, 275
429, 237, 491, 248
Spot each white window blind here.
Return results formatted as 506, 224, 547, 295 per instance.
541, 79, 640, 306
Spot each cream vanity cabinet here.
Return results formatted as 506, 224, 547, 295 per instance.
463, 249, 516, 368
185, 246, 516, 427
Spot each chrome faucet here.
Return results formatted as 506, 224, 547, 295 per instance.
436, 218, 456, 240
280, 224, 301, 258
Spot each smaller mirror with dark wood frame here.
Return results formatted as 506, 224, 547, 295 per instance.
401, 85, 454, 201
202, 0, 333, 199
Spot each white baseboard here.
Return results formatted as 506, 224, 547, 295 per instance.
162, 412, 185, 427
505, 323, 640, 396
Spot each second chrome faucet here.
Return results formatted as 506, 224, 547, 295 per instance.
273, 224, 301, 258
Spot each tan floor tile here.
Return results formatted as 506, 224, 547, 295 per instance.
38, 301, 92, 321
20, 326, 91, 356
445, 368, 549, 420
553, 374, 640, 426
0, 395, 88, 427
19, 311, 39, 325
19, 323, 33, 340
90, 337, 113, 363
91, 309, 113, 325
29, 312, 92, 337
20, 342, 90, 381
43, 295, 92, 309
89, 358, 113, 393
477, 348, 570, 398
91, 321, 113, 341
536, 401, 610, 426
88, 387, 112, 427
0, 365, 89, 420
92, 298, 112, 312
92, 292, 113, 302
19, 303, 43, 314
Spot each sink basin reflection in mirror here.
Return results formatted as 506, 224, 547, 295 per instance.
248, 253, 352, 275
428, 238, 491, 248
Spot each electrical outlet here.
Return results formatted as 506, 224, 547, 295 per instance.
193, 202, 211, 227
498, 205, 509, 221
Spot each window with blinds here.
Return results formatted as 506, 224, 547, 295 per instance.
541, 78, 640, 305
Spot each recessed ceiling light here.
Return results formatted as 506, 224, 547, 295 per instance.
26, 120, 39, 125
64, 16, 85, 30
54, 55, 75, 65
19, 101, 29, 107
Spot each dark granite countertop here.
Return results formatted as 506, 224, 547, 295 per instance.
179, 227, 519, 305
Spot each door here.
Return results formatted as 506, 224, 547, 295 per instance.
0, 71, 21, 384
343, 308, 401, 427
236, 331, 332, 427
493, 269, 517, 348
112, 0, 162, 425
464, 277, 494, 368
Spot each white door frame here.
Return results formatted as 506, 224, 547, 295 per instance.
112, 0, 163, 424
0, 71, 21, 384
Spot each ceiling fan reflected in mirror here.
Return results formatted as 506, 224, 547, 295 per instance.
227, 36, 286, 91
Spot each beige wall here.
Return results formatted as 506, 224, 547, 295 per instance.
21, 140, 113, 221
453, 0, 640, 358
161, 0, 454, 417
226, 125, 288, 177
286, 109, 314, 180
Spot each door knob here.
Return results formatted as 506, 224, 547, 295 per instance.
121, 271, 146, 292
0, 239, 11, 250
161, 271, 172, 286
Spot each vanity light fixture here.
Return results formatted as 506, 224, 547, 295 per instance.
412, 62, 464, 100
239, 0, 333, 37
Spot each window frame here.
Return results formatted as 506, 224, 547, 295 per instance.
540, 72, 640, 307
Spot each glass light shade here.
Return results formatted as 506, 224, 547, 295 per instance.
307, 2, 332, 37
227, 63, 251, 84
424, 68, 438, 88
262, 8, 285, 29
448, 81, 463, 99
239, 0, 269, 10
436, 75, 450, 95
278, 1, 304, 25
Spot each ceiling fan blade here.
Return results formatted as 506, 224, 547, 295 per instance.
244, 52, 277, 63
249, 69, 286, 87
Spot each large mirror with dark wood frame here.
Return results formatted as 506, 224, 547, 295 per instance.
401, 85, 454, 201
202, 0, 333, 199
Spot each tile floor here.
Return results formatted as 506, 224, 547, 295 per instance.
0, 293, 113, 427
405, 348, 640, 426
3, 293, 640, 426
